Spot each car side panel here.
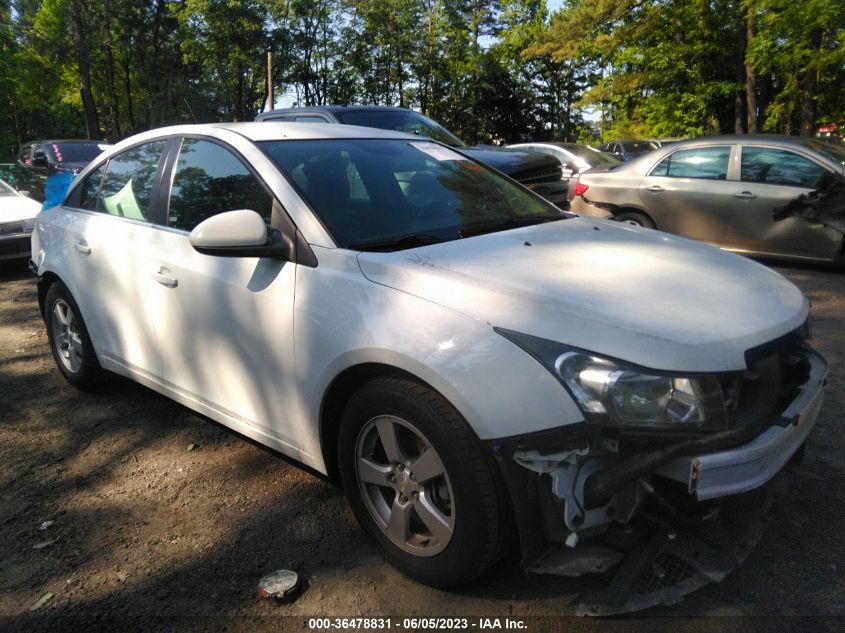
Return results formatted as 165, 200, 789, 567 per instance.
294, 247, 584, 473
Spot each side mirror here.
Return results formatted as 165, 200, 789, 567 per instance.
32, 155, 48, 168
189, 209, 293, 259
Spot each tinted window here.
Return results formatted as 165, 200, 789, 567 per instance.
295, 116, 329, 123
741, 147, 828, 188
168, 139, 273, 232
260, 138, 560, 249
78, 164, 106, 210
97, 141, 166, 220
651, 146, 730, 180
48, 142, 108, 164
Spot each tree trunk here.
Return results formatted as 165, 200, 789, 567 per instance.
70, 0, 100, 139
745, 0, 757, 134
735, 12, 747, 134
799, 28, 822, 136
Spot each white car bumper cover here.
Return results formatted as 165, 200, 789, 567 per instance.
657, 348, 827, 501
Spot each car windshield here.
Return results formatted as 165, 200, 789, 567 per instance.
47, 142, 109, 164
0, 179, 16, 196
802, 138, 845, 167
260, 138, 564, 250
622, 141, 658, 154
560, 144, 621, 167
334, 110, 466, 148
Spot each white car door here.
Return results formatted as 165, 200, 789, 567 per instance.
147, 137, 303, 458
59, 140, 168, 378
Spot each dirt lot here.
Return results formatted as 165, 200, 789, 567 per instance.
1, 258, 843, 631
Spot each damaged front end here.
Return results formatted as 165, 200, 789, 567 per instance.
491, 326, 827, 615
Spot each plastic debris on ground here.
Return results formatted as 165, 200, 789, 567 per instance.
257, 569, 300, 603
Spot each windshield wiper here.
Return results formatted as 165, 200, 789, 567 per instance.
348, 233, 449, 252
459, 214, 564, 238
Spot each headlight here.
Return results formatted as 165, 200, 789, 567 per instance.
497, 328, 728, 431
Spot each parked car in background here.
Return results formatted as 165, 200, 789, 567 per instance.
508, 142, 621, 177
256, 106, 567, 206
600, 140, 659, 161
0, 178, 40, 262
32, 123, 827, 613
570, 135, 845, 264
16, 140, 110, 201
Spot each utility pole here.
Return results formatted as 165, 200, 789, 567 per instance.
267, 51, 274, 112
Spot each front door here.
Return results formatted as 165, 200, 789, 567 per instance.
148, 137, 302, 455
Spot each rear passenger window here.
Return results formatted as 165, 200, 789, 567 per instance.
97, 141, 166, 220
741, 147, 828, 188
167, 139, 273, 232
650, 146, 730, 180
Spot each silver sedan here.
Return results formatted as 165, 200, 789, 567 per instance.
570, 135, 845, 264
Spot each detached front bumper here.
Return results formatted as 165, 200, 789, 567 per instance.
656, 347, 827, 500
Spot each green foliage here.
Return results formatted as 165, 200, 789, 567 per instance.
1, 0, 843, 161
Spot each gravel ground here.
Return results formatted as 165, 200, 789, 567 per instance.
0, 257, 843, 632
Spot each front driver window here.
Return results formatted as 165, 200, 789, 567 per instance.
650, 146, 730, 180
741, 147, 828, 189
167, 139, 273, 232
96, 141, 167, 220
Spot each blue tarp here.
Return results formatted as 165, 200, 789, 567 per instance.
42, 171, 76, 210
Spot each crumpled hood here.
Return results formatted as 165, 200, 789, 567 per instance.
357, 218, 808, 372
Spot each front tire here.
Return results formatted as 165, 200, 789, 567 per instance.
44, 281, 103, 390
338, 377, 511, 588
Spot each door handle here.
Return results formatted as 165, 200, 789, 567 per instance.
644, 185, 664, 193
733, 191, 757, 200
152, 269, 178, 288
75, 241, 91, 255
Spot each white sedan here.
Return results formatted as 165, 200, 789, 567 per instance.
0, 178, 40, 261
31, 123, 826, 606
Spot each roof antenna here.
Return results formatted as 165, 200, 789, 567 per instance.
183, 98, 198, 124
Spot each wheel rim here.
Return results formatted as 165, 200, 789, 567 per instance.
355, 415, 455, 557
51, 299, 84, 374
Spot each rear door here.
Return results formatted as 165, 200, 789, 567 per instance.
147, 136, 303, 455
637, 145, 736, 244
724, 144, 841, 259
60, 140, 169, 377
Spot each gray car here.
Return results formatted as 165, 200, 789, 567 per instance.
571, 135, 845, 264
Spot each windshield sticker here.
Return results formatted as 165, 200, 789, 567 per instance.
409, 142, 466, 162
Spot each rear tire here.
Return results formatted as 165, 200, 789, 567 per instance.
44, 281, 104, 390
338, 377, 512, 588
615, 211, 655, 229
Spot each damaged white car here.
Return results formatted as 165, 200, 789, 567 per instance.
31, 123, 826, 614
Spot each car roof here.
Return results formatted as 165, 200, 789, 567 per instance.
101, 122, 421, 154
22, 139, 108, 145
260, 105, 414, 117
654, 134, 825, 149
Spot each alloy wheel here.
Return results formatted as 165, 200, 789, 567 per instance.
355, 415, 455, 556
51, 299, 84, 373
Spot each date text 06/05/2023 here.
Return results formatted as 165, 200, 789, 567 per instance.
307, 617, 528, 630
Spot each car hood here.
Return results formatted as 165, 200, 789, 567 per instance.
0, 195, 41, 222
356, 218, 808, 372
462, 146, 560, 178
